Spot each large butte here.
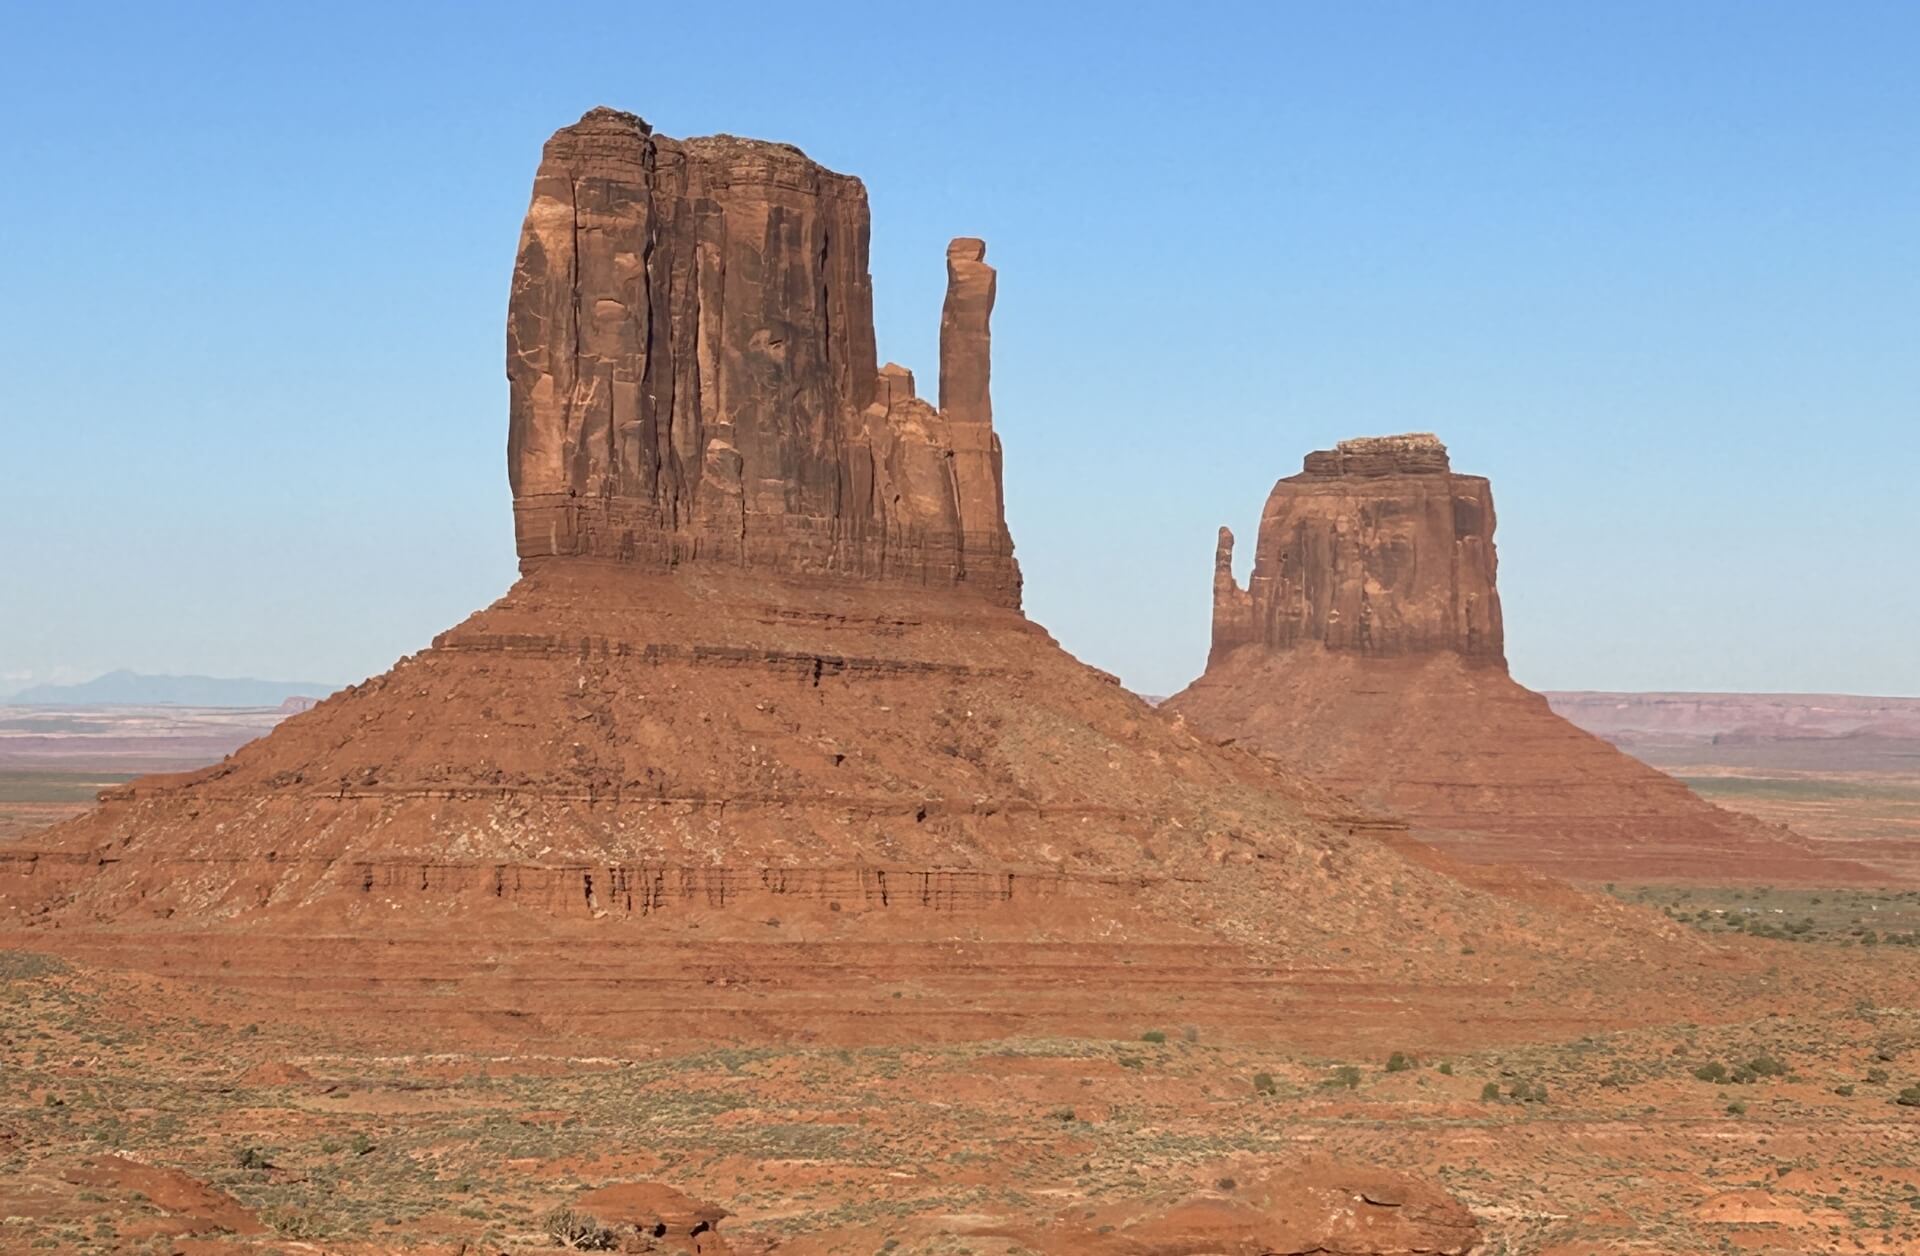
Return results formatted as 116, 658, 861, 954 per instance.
1164, 432, 1876, 885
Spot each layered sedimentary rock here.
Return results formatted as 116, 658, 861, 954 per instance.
1209, 434, 1502, 664
508, 107, 1018, 605
1168, 435, 1878, 884
0, 113, 1741, 1058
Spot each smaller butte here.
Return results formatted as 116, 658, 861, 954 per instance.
1165, 433, 1879, 885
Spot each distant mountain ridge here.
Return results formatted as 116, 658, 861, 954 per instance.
9, 670, 339, 708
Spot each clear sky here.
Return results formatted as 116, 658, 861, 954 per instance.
3, 2, 1915, 698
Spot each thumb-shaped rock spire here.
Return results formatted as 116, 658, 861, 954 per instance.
937, 238, 1017, 601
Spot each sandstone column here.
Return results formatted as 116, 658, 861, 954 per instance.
939, 238, 1012, 593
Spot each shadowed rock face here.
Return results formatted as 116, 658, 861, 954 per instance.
1210, 433, 1503, 665
507, 107, 1019, 606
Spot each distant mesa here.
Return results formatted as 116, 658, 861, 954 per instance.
1547, 690, 1920, 744
1165, 434, 1880, 885
8, 670, 339, 708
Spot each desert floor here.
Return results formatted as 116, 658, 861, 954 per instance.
2, 714, 1918, 1254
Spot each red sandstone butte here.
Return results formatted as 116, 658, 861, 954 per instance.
0, 113, 1751, 1060
1165, 433, 1878, 885
507, 107, 1018, 605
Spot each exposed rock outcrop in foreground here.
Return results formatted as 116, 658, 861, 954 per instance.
1167, 434, 1879, 884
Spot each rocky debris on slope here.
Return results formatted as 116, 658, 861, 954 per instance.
1169, 433, 1877, 884
509, 107, 1018, 606
1210, 433, 1503, 664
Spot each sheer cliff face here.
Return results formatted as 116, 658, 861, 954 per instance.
1210, 434, 1504, 666
507, 107, 1019, 606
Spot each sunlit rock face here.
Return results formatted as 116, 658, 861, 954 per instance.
1208, 434, 1502, 667
507, 107, 1019, 606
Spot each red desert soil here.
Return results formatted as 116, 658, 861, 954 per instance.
2, 109, 1914, 1254
1163, 434, 1889, 888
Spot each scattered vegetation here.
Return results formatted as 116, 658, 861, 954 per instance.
1615, 885, 1920, 946
542, 1206, 616, 1250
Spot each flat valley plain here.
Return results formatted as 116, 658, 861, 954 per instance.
2, 700, 1918, 1254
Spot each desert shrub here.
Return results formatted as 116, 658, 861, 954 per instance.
1693, 1062, 1728, 1084
1252, 1072, 1277, 1095
1866, 1067, 1891, 1085
1748, 1055, 1787, 1078
1140, 1030, 1167, 1045
234, 1146, 274, 1171
265, 1208, 326, 1240
1726, 1101, 1747, 1116
1729, 1066, 1758, 1085
1480, 1082, 1502, 1102
1437, 1062, 1454, 1076
542, 1207, 616, 1251
1385, 1051, 1413, 1073
1897, 1086, 1920, 1108
1834, 1084, 1856, 1096
1326, 1065, 1362, 1090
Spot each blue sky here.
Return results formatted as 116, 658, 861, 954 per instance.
2, 2, 1915, 697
